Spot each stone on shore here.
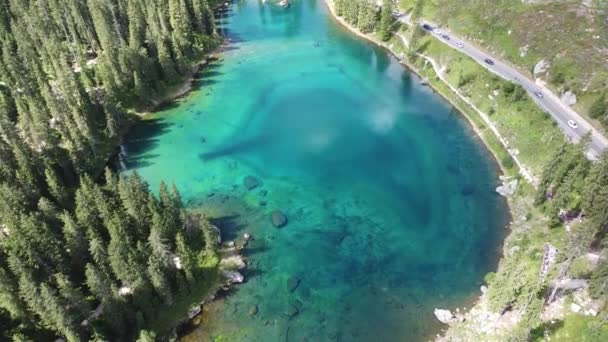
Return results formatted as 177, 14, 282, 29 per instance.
244, 176, 260, 190
220, 255, 246, 270
271, 210, 288, 228
188, 306, 202, 319
496, 179, 518, 197
223, 270, 244, 284
434, 308, 457, 324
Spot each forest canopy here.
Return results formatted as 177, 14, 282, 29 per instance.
0, 0, 222, 340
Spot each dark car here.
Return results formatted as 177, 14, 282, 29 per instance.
441, 34, 450, 40
422, 24, 433, 31
484, 58, 495, 66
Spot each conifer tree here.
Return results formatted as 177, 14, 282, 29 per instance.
379, 0, 395, 41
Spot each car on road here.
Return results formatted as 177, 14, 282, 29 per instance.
534, 91, 544, 98
422, 24, 433, 31
433, 29, 443, 35
392, 10, 401, 17
441, 34, 450, 41
567, 120, 578, 129
484, 58, 495, 66
456, 41, 464, 48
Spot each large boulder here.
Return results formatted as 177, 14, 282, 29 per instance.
534, 59, 550, 76
434, 308, 457, 324
271, 210, 288, 228
220, 255, 246, 270
244, 176, 260, 190
496, 179, 518, 197
223, 271, 244, 284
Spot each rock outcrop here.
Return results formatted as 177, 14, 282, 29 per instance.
534, 59, 550, 76
220, 255, 247, 270
434, 308, 458, 324
223, 270, 244, 284
496, 179, 518, 197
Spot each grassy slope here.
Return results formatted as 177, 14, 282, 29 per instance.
391, 29, 563, 175
399, 0, 608, 133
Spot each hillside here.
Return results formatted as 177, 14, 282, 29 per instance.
399, 0, 608, 132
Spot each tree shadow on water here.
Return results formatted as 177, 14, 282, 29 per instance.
199, 134, 270, 161
123, 118, 173, 169
210, 215, 247, 242
242, 267, 264, 281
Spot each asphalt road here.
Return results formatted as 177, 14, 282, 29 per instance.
400, 16, 607, 158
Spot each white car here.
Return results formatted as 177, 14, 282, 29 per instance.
456, 41, 464, 48
433, 29, 443, 35
567, 120, 578, 130
534, 91, 544, 98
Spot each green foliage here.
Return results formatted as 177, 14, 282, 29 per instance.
0, 170, 220, 340
457, 72, 476, 88
379, 0, 396, 41
501, 82, 527, 102
502, 155, 515, 170
334, 0, 395, 40
589, 94, 608, 125
590, 256, 608, 299
487, 257, 537, 312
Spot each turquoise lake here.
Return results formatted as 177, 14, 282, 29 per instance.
123, 1, 509, 340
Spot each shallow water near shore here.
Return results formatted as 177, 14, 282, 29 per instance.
123, 0, 509, 340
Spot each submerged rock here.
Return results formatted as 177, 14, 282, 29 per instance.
271, 210, 288, 228
461, 185, 475, 196
286, 304, 299, 318
534, 58, 550, 75
287, 276, 301, 292
249, 305, 259, 317
434, 308, 457, 324
244, 176, 260, 190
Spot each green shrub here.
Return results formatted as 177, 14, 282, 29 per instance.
589, 94, 607, 120
569, 257, 592, 279
502, 155, 515, 169
484, 272, 496, 284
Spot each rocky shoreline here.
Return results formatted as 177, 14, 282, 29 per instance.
186, 231, 251, 319
176, 172, 294, 339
